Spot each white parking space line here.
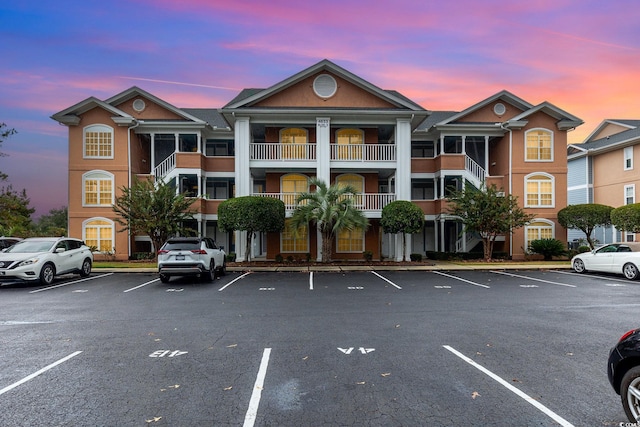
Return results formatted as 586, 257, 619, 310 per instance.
309, 272, 314, 290
29, 273, 114, 293
243, 348, 272, 427
433, 271, 490, 288
554, 270, 632, 284
123, 278, 160, 293
443, 346, 574, 427
371, 271, 402, 289
218, 272, 252, 292
490, 271, 576, 288
0, 351, 83, 396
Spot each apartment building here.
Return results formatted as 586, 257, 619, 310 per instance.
567, 120, 640, 245
51, 59, 582, 261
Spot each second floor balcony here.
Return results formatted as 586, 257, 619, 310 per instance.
249, 143, 396, 162
252, 192, 396, 216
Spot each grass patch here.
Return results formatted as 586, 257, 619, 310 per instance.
94, 261, 156, 269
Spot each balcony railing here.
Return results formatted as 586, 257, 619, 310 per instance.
249, 143, 396, 162
250, 143, 316, 161
252, 192, 396, 211
154, 153, 176, 178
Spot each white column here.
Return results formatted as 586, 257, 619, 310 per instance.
395, 118, 412, 261
234, 117, 251, 262
316, 117, 330, 261
484, 136, 490, 176
150, 133, 156, 177
440, 219, 446, 252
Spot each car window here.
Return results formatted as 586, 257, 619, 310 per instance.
597, 245, 618, 253
67, 240, 82, 250
618, 246, 632, 252
163, 241, 200, 251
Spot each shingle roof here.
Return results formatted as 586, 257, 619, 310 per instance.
415, 111, 458, 131
575, 122, 640, 151
182, 108, 230, 129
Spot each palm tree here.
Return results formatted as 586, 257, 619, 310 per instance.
289, 178, 369, 263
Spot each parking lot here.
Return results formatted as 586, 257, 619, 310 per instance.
0, 268, 636, 426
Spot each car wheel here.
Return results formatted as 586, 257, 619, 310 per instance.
39, 263, 55, 285
572, 258, 586, 273
219, 260, 227, 277
621, 366, 640, 421
203, 261, 215, 282
159, 274, 170, 283
623, 263, 640, 280
80, 258, 92, 277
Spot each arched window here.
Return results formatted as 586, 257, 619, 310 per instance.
525, 129, 553, 161
525, 173, 554, 207
281, 174, 309, 208
525, 219, 554, 249
83, 125, 114, 159
83, 218, 114, 253
280, 128, 308, 159
336, 128, 363, 160
83, 170, 114, 206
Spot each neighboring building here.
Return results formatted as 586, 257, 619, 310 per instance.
52, 59, 582, 261
567, 120, 640, 245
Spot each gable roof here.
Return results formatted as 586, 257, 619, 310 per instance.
436, 90, 533, 126
223, 59, 427, 111
51, 96, 133, 126
568, 120, 640, 157
582, 119, 640, 143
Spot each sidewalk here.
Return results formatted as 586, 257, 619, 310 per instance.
95, 260, 572, 273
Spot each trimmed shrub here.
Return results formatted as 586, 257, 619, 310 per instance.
363, 250, 373, 262
528, 238, 567, 261
410, 253, 423, 262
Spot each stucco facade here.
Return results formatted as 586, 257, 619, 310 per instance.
52, 60, 582, 261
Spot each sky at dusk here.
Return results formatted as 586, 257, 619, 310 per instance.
1, 0, 639, 217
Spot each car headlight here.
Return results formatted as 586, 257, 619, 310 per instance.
17, 258, 39, 267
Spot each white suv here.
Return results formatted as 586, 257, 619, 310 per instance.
0, 237, 93, 285
157, 237, 226, 283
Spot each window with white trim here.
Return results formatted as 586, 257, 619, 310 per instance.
281, 174, 308, 209
336, 128, 363, 160
525, 129, 553, 161
280, 128, 308, 159
83, 171, 114, 206
337, 228, 364, 253
625, 146, 633, 170
525, 219, 554, 249
625, 184, 635, 205
281, 219, 308, 253
83, 218, 114, 253
84, 125, 114, 158
525, 173, 554, 207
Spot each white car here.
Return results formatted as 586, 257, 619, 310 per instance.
572, 243, 640, 280
157, 237, 226, 283
0, 237, 93, 285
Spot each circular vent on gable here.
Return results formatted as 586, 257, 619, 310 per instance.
313, 74, 337, 98
493, 102, 506, 116
132, 99, 146, 112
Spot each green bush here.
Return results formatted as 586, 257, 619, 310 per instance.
363, 250, 373, 262
226, 252, 236, 262
528, 238, 567, 261
275, 254, 283, 263
410, 253, 423, 262
577, 245, 591, 253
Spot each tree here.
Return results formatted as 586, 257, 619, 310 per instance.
611, 204, 640, 234
218, 196, 285, 262
380, 200, 424, 261
35, 206, 68, 236
0, 185, 35, 236
289, 178, 369, 263
0, 123, 17, 181
112, 177, 197, 257
447, 184, 534, 261
557, 203, 613, 249
528, 238, 566, 261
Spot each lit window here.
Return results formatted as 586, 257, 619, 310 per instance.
83, 171, 114, 206
525, 173, 554, 207
84, 125, 113, 158
281, 219, 308, 252
281, 128, 308, 159
525, 129, 553, 161
525, 219, 554, 249
336, 129, 363, 160
625, 146, 633, 170
281, 174, 308, 208
84, 218, 114, 253
337, 228, 364, 253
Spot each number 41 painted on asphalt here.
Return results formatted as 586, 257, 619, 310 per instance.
149, 350, 188, 358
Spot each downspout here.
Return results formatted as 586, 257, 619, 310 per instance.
127, 119, 140, 258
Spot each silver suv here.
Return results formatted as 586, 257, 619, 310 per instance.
157, 237, 226, 283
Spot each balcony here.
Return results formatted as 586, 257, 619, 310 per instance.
252, 192, 396, 215
249, 143, 396, 162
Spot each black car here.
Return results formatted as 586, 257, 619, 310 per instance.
608, 328, 640, 421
